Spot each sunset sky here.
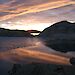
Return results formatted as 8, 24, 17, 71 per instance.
0, 0, 75, 31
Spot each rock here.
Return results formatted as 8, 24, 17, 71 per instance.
8, 63, 75, 75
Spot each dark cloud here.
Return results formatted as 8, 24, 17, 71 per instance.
0, 12, 11, 16
0, 0, 9, 4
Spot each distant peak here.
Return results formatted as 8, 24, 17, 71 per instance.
50, 20, 74, 28
57, 21, 71, 24
54, 21, 72, 25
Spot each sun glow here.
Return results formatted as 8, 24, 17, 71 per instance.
1, 23, 51, 31
31, 33, 40, 36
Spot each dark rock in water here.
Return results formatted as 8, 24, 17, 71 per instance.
39, 21, 75, 52
0, 28, 33, 37
70, 58, 75, 65
8, 63, 75, 75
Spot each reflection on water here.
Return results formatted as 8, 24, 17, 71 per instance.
30, 33, 40, 36
0, 37, 73, 65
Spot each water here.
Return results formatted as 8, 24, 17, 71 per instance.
0, 37, 75, 75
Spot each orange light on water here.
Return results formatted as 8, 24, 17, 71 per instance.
0, 47, 71, 65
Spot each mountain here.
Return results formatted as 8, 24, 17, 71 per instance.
27, 30, 41, 36
39, 21, 75, 52
27, 30, 41, 33
0, 28, 33, 37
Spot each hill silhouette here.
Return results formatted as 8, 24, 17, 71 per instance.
0, 28, 32, 37
39, 21, 75, 52
27, 30, 41, 33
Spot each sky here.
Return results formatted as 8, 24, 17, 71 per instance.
0, 0, 75, 31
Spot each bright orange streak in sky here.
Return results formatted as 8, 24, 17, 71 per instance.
0, 0, 74, 21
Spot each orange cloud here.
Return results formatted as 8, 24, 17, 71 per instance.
0, 0, 75, 21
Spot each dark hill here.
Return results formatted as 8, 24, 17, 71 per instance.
0, 28, 33, 37
27, 30, 41, 33
39, 21, 75, 52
